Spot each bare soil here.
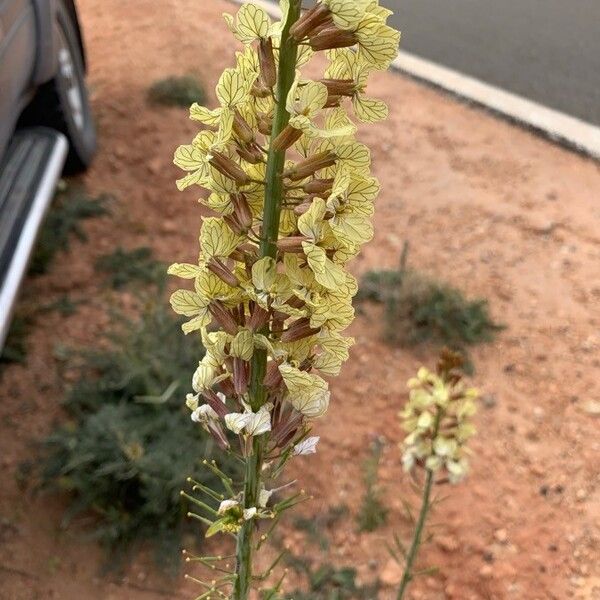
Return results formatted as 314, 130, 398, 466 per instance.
1, 1, 599, 599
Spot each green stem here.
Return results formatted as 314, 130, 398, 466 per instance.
397, 408, 442, 600
396, 468, 434, 600
233, 3, 301, 599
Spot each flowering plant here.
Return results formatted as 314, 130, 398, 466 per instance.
169, 1, 400, 598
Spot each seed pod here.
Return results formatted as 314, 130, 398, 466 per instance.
289, 3, 332, 41
276, 236, 308, 253
208, 257, 240, 287
303, 178, 334, 194
209, 151, 250, 185
309, 27, 358, 51
258, 37, 277, 88
284, 151, 337, 181
272, 124, 304, 151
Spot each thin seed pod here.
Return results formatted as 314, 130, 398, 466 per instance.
309, 28, 358, 51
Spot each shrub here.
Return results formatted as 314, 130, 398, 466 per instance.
40, 300, 240, 568
95, 246, 165, 290
29, 183, 111, 275
147, 75, 206, 107
357, 439, 388, 532
357, 255, 502, 369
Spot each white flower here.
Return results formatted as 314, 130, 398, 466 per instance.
218, 499, 240, 514
224, 405, 272, 436
293, 436, 320, 455
191, 404, 219, 423
258, 487, 273, 507
243, 507, 257, 520
290, 389, 330, 418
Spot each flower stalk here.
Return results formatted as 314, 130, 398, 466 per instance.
169, 1, 401, 598
235, 3, 302, 597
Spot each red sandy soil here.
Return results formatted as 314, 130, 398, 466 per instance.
1, 1, 600, 599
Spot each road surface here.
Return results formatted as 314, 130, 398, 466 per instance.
383, 0, 600, 126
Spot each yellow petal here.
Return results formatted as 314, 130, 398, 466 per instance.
170, 289, 208, 317
216, 68, 252, 108
200, 218, 242, 259
168, 263, 203, 279
353, 94, 388, 123
231, 329, 254, 361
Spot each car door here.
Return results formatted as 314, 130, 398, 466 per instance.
0, 0, 36, 159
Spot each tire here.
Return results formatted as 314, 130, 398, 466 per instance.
19, 1, 96, 174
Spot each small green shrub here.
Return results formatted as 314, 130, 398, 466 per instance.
40, 299, 239, 568
294, 505, 349, 550
29, 184, 111, 275
287, 558, 380, 600
95, 246, 165, 290
357, 439, 388, 533
147, 75, 206, 107
357, 250, 502, 370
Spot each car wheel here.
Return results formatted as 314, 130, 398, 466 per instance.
19, 2, 96, 174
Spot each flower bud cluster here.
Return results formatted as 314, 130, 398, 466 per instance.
170, 1, 399, 466
400, 366, 478, 484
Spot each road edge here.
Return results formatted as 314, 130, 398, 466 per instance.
227, 0, 600, 160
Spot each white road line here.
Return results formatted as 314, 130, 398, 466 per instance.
227, 0, 600, 159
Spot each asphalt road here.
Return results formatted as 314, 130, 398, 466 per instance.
383, 0, 600, 126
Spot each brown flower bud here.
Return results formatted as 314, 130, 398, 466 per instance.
320, 78, 356, 97
209, 301, 239, 335
309, 27, 358, 51
290, 3, 332, 41
232, 357, 249, 396
272, 124, 304, 151
207, 257, 240, 287
247, 304, 270, 332
303, 178, 334, 194
209, 151, 250, 186
284, 151, 337, 181
280, 317, 320, 343
219, 376, 236, 398
232, 193, 253, 229
324, 94, 342, 108
236, 144, 263, 164
203, 389, 229, 418
276, 236, 308, 253
263, 360, 284, 389
233, 110, 254, 144
285, 295, 306, 310
293, 201, 312, 216
258, 113, 273, 136
259, 37, 277, 89
251, 80, 272, 98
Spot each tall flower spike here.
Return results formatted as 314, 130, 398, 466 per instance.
169, 2, 401, 598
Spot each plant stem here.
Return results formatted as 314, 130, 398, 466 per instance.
397, 408, 442, 600
396, 468, 434, 600
233, 3, 301, 599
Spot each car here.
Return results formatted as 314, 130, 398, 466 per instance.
0, 0, 95, 348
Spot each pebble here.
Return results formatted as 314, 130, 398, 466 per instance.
494, 528, 508, 544
583, 400, 600, 416
479, 564, 494, 578
380, 558, 403, 586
